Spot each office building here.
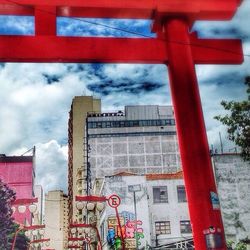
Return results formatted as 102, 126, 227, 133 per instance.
44, 190, 69, 250
68, 96, 101, 222
87, 105, 180, 183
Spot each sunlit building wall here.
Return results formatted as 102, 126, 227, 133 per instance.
68, 96, 101, 222
44, 190, 69, 250
87, 105, 181, 179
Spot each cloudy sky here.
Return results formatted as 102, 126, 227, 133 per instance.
0, 1, 249, 194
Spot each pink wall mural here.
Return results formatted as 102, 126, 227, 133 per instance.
0, 155, 35, 225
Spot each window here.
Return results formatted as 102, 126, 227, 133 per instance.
153, 186, 168, 203
180, 220, 192, 234
177, 185, 187, 202
155, 221, 171, 235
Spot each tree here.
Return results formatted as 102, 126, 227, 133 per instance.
0, 178, 16, 249
215, 76, 250, 161
8, 223, 30, 250
0, 179, 29, 249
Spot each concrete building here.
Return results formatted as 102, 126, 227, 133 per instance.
146, 172, 192, 248
0, 153, 35, 225
87, 105, 180, 184
68, 96, 101, 222
212, 154, 250, 244
93, 171, 192, 249
34, 184, 44, 224
44, 190, 69, 250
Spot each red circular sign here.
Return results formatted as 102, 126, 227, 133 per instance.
107, 194, 121, 208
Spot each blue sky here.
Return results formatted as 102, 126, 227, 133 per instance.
0, 1, 249, 193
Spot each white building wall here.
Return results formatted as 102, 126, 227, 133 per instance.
98, 174, 192, 249
44, 190, 68, 250
212, 154, 250, 243
101, 175, 151, 249
88, 105, 181, 179
89, 134, 180, 177
147, 178, 191, 246
34, 185, 43, 224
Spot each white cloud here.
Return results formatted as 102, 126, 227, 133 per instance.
35, 140, 68, 194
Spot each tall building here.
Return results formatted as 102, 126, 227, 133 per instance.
68, 96, 101, 222
0, 153, 35, 225
87, 105, 181, 184
34, 184, 44, 224
44, 190, 69, 250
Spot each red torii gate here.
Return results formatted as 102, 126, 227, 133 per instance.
0, 1, 243, 249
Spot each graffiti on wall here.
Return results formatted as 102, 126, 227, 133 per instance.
107, 211, 145, 249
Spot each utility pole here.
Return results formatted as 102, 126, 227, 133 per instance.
128, 184, 141, 250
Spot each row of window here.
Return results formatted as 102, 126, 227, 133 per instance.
88, 119, 175, 129
153, 185, 187, 203
88, 131, 176, 139
155, 220, 192, 235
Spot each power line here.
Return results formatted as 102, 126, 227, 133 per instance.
1, 0, 250, 58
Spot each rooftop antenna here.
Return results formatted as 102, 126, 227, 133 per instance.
219, 132, 224, 154
21, 146, 35, 156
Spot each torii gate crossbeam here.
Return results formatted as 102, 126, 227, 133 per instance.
0, 1, 244, 250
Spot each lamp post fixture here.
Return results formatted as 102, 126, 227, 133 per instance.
128, 184, 142, 250
28, 238, 50, 250
11, 224, 46, 250
75, 194, 125, 250
11, 198, 38, 250
67, 236, 91, 249
69, 223, 102, 250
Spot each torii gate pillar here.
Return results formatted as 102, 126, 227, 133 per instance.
164, 18, 226, 249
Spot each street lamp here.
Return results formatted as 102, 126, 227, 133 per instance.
69, 223, 102, 250
28, 238, 50, 250
11, 198, 38, 250
75, 194, 125, 250
128, 184, 142, 250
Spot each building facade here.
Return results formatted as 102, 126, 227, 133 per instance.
87, 105, 181, 183
95, 172, 192, 249
146, 172, 192, 248
34, 184, 44, 224
68, 96, 101, 222
0, 153, 35, 225
212, 154, 250, 243
44, 190, 69, 250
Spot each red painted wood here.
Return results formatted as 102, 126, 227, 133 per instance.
35, 6, 56, 35
0, 36, 167, 63
190, 35, 243, 64
0, 0, 242, 20
0, 35, 242, 64
164, 18, 227, 250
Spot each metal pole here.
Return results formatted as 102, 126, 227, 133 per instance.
114, 207, 125, 250
133, 191, 138, 250
219, 132, 224, 154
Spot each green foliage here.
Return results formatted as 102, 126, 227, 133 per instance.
215, 76, 250, 161
8, 223, 30, 250
235, 242, 247, 250
0, 178, 16, 249
227, 240, 247, 250
0, 179, 29, 249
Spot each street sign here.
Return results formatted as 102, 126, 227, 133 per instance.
128, 184, 141, 193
